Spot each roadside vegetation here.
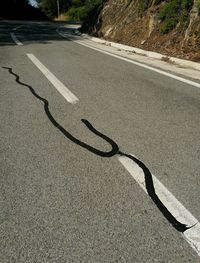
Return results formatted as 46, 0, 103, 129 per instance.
37, 0, 70, 18
137, 0, 194, 34
158, 0, 193, 33
138, 0, 151, 15
65, 0, 103, 21
37, 0, 103, 20
197, 0, 200, 14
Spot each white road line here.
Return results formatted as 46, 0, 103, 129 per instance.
57, 30, 200, 89
118, 154, 200, 256
13, 25, 23, 31
10, 32, 23, 46
58, 31, 200, 255
27, 54, 79, 104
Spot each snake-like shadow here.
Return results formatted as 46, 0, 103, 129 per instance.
2, 66, 189, 233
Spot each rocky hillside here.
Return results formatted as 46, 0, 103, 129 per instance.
81, 0, 200, 61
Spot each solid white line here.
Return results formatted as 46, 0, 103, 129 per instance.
27, 54, 79, 104
57, 30, 200, 89
118, 154, 200, 256
10, 32, 23, 46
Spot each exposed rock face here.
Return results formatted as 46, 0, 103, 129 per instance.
81, 0, 200, 61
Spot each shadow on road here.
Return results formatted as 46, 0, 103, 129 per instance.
0, 21, 77, 46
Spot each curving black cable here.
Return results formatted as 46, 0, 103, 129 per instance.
3, 66, 190, 233
2, 66, 119, 157
118, 151, 189, 232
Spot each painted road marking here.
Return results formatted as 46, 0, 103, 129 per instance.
57, 29, 200, 256
118, 154, 200, 256
57, 30, 200, 89
27, 54, 79, 104
13, 25, 23, 31
10, 32, 23, 46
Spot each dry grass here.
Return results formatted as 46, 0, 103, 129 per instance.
54, 14, 68, 21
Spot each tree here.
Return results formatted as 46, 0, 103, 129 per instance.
37, 0, 72, 18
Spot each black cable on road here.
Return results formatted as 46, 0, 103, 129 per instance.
2, 67, 119, 157
3, 66, 190, 233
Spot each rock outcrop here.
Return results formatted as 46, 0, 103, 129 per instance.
81, 0, 200, 61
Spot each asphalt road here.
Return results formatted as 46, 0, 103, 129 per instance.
0, 21, 200, 262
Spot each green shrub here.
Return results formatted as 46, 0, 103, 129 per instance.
197, 0, 200, 14
66, 7, 78, 20
181, 0, 193, 10
159, 0, 180, 20
159, 0, 193, 34
66, 0, 102, 21
160, 16, 179, 33
76, 6, 89, 20
180, 0, 193, 24
66, 6, 88, 20
138, 0, 150, 15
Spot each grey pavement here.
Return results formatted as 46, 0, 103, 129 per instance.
0, 21, 200, 262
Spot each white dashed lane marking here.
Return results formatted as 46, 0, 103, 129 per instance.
27, 53, 79, 104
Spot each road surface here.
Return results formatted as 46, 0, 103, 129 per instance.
0, 20, 200, 262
